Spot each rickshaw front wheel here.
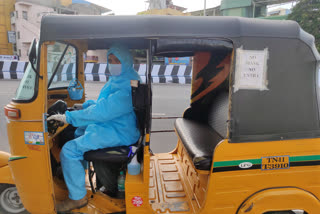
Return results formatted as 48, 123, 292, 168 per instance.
0, 184, 28, 214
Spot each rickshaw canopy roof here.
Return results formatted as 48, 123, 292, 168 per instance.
40, 15, 318, 59
40, 15, 320, 143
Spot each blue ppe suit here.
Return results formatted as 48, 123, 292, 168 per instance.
60, 44, 141, 200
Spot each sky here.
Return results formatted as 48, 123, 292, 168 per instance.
86, 0, 293, 15
87, 0, 222, 15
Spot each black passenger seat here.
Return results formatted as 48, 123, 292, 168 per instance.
174, 91, 229, 171
175, 118, 222, 170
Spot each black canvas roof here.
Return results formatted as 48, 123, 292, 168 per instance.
40, 15, 320, 143
40, 15, 318, 57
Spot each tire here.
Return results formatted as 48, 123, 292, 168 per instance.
0, 184, 28, 214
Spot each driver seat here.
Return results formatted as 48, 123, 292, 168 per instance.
83, 80, 149, 194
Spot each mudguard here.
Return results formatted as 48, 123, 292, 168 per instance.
237, 187, 320, 214
0, 151, 10, 168
0, 151, 14, 184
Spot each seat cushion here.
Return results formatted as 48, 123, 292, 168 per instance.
175, 118, 223, 171
84, 146, 131, 164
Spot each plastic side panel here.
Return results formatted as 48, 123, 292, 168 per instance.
9, 157, 55, 214
230, 38, 320, 142
176, 140, 209, 210
125, 146, 153, 214
0, 151, 10, 168
0, 165, 14, 184
7, 121, 55, 214
201, 138, 320, 214
237, 188, 320, 213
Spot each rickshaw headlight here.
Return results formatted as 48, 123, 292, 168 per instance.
4, 107, 20, 119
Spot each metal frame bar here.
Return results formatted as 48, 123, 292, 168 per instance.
48, 44, 70, 88
146, 41, 153, 138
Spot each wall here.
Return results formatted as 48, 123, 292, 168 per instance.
0, 0, 15, 56
222, 5, 266, 18
220, 0, 267, 18
60, 0, 72, 6
87, 50, 108, 63
0, 61, 193, 84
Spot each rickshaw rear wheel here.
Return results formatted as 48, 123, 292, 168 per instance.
0, 184, 28, 214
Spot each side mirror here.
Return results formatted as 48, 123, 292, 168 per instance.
28, 38, 37, 65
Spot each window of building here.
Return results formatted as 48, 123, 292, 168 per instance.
16, 11, 18, 18
18, 49, 21, 57
17, 31, 20, 40
13, 44, 17, 52
22, 11, 28, 20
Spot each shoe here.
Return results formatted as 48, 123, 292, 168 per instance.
56, 196, 88, 213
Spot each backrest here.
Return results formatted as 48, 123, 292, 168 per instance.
207, 90, 229, 138
131, 80, 149, 136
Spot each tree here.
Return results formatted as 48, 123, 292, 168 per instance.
288, 0, 320, 52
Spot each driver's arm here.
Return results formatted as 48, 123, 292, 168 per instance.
65, 88, 133, 127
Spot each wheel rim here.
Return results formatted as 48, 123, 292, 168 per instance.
0, 187, 25, 213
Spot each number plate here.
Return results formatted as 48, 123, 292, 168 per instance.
261, 155, 290, 170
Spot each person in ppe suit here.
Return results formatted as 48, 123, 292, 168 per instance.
48, 44, 141, 212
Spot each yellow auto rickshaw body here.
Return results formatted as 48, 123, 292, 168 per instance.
1, 15, 320, 214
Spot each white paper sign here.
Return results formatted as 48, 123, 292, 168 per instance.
234, 48, 269, 92
7, 31, 16, 44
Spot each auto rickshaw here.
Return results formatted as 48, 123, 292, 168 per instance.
1, 15, 320, 214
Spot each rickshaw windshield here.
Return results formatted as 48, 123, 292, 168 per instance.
14, 62, 37, 101
47, 42, 77, 89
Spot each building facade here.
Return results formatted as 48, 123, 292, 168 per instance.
190, 6, 221, 16
191, 0, 295, 18
0, 0, 15, 58
268, 8, 291, 16
220, 0, 267, 18
1, 0, 110, 61
11, 2, 55, 60
145, 0, 186, 13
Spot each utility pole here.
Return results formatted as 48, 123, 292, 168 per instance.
252, 0, 255, 18
204, 0, 206, 16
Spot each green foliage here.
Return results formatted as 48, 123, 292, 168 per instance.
288, 0, 320, 52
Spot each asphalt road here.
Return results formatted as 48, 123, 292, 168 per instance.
0, 81, 191, 153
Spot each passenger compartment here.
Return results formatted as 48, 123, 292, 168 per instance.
149, 48, 232, 212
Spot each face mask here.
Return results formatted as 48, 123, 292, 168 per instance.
108, 64, 122, 76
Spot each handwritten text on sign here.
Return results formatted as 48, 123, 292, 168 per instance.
234, 48, 269, 92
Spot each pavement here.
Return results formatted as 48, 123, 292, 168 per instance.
0, 81, 191, 153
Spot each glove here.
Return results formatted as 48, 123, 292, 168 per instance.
47, 114, 67, 124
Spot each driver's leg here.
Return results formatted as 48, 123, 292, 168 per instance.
57, 136, 88, 212
60, 138, 87, 201
57, 124, 123, 212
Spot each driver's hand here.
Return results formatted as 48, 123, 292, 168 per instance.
47, 114, 67, 124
